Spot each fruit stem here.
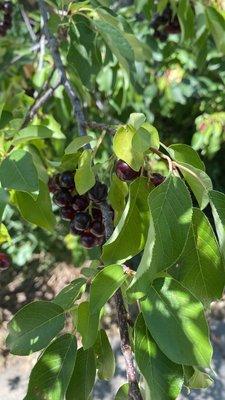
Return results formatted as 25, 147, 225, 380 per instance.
149, 146, 173, 172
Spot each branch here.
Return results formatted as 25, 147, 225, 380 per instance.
85, 121, 116, 135
37, 0, 87, 137
100, 202, 143, 400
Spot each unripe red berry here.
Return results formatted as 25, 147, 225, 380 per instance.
115, 160, 140, 182
0, 253, 10, 270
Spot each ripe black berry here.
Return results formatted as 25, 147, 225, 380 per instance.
48, 174, 60, 193
59, 171, 75, 190
72, 195, 89, 211
53, 189, 73, 207
60, 206, 76, 221
91, 207, 102, 221
115, 160, 140, 182
95, 235, 105, 246
72, 212, 91, 231
150, 173, 165, 187
88, 181, 108, 204
70, 220, 81, 236
0, 253, 10, 270
80, 232, 97, 249
90, 221, 105, 237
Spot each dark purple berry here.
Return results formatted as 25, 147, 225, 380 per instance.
95, 235, 105, 246
70, 220, 81, 236
59, 171, 75, 190
48, 174, 60, 193
0, 253, 10, 270
150, 173, 165, 187
115, 160, 140, 182
91, 207, 102, 221
60, 206, 76, 221
72, 195, 89, 211
88, 181, 108, 204
72, 212, 91, 231
53, 189, 73, 207
90, 220, 105, 238
80, 232, 97, 249
3, 1, 12, 14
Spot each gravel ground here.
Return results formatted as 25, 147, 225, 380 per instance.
1, 318, 225, 400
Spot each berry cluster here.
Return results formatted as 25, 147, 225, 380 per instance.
48, 171, 108, 249
0, 1, 12, 37
0, 252, 10, 270
115, 159, 165, 187
151, 6, 180, 42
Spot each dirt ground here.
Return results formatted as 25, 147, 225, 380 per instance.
1, 261, 225, 399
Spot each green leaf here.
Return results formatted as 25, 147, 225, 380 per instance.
77, 301, 99, 350
141, 277, 212, 367
170, 208, 224, 305
176, 162, 212, 209
12, 125, 53, 145
0, 149, 39, 193
65, 137, 93, 154
128, 175, 192, 299
113, 125, 142, 171
115, 384, 129, 399
102, 177, 150, 264
0, 223, 11, 244
68, 44, 92, 87
177, 0, 195, 42
205, 6, 225, 54
0, 187, 8, 221
6, 300, 65, 355
134, 314, 183, 400
66, 347, 96, 400
108, 174, 128, 223
183, 366, 213, 389
209, 190, 225, 260
58, 153, 80, 172
169, 144, 205, 171
90, 264, 126, 314
94, 329, 115, 380
53, 278, 86, 310
133, 123, 160, 153
15, 180, 56, 232
24, 334, 77, 400
128, 113, 146, 130
75, 150, 95, 195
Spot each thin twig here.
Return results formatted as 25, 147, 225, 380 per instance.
85, 121, 116, 135
149, 146, 173, 172
20, 5, 37, 42
37, 0, 87, 137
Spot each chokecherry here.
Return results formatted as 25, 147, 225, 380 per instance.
60, 207, 76, 221
59, 171, 75, 190
53, 189, 73, 207
48, 174, 60, 193
90, 220, 105, 237
150, 173, 165, 187
72, 195, 89, 211
80, 232, 97, 249
88, 181, 108, 203
72, 212, 91, 231
115, 160, 140, 181
0, 253, 10, 270
91, 207, 102, 221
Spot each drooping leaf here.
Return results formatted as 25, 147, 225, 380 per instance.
128, 175, 192, 299
205, 6, 225, 54
90, 264, 126, 314
134, 314, 183, 400
113, 125, 142, 171
75, 149, 95, 195
15, 180, 56, 232
53, 278, 86, 310
108, 174, 128, 223
177, 0, 195, 42
6, 301, 65, 355
0, 149, 39, 193
132, 122, 160, 153
77, 301, 99, 350
183, 366, 214, 389
94, 329, 115, 380
170, 208, 224, 305
102, 177, 150, 264
24, 334, 77, 400
209, 190, 225, 260
141, 277, 212, 367
176, 162, 212, 209
66, 347, 96, 400
65, 137, 93, 154
169, 144, 205, 171
12, 125, 53, 145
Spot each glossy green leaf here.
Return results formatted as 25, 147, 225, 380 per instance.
176, 162, 212, 209
90, 264, 126, 314
65, 137, 93, 154
178, 0, 195, 42
128, 113, 146, 130
53, 278, 86, 310
141, 277, 212, 367
108, 174, 128, 223
102, 177, 150, 264
205, 6, 225, 54
209, 190, 225, 260
183, 366, 213, 389
170, 208, 224, 305
169, 144, 205, 171
135, 314, 183, 400
12, 125, 53, 145
66, 347, 96, 400
75, 150, 95, 195
133, 122, 159, 153
0, 149, 39, 193
24, 334, 77, 400
16, 180, 56, 232
94, 329, 115, 380
77, 301, 99, 350
128, 175, 192, 299
6, 301, 65, 355
115, 383, 129, 399
113, 125, 142, 171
